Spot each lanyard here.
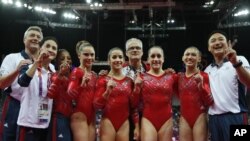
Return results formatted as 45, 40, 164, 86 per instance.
38, 63, 52, 97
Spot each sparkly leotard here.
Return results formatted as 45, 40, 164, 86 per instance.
141, 72, 176, 131
94, 76, 138, 131
177, 71, 213, 128
68, 67, 97, 124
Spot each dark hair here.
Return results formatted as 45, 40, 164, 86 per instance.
208, 30, 228, 41
55, 49, 71, 70
107, 47, 124, 61
56, 49, 70, 64
39, 36, 58, 47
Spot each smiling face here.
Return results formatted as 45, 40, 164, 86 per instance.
41, 39, 58, 61
24, 29, 43, 54
56, 50, 72, 67
78, 46, 95, 68
182, 47, 201, 69
108, 48, 124, 71
208, 33, 228, 58
147, 47, 164, 71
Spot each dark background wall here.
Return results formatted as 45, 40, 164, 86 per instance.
1, 6, 250, 72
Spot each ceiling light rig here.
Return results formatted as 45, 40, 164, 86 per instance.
167, 19, 175, 24
203, 0, 215, 8
0, 0, 87, 29
34, 6, 56, 15
218, 1, 250, 28
167, 4, 175, 24
86, 0, 92, 4
63, 12, 79, 20
1, 0, 56, 14
234, 9, 249, 17
126, 2, 186, 33
15, 0, 22, 7
86, 0, 103, 9
90, 2, 102, 8
1, 0, 13, 5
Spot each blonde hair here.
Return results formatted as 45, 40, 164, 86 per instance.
184, 46, 202, 57
75, 40, 93, 55
183, 46, 203, 69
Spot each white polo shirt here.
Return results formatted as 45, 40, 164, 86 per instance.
17, 64, 55, 129
205, 56, 250, 115
0, 51, 30, 101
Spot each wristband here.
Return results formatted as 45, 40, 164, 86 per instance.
233, 60, 243, 68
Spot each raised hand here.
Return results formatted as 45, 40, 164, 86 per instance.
17, 59, 32, 71
164, 68, 176, 75
36, 48, 50, 63
58, 63, 70, 77
193, 71, 204, 89
81, 67, 91, 87
104, 73, 116, 98
98, 69, 108, 76
226, 40, 238, 65
107, 73, 116, 90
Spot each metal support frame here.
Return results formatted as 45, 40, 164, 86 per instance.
37, 1, 176, 10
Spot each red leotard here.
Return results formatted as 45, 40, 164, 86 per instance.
94, 76, 138, 131
67, 67, 97, 124
47, 73, 73, 117
177, 71, 213, 128
141, 72, 175, 131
